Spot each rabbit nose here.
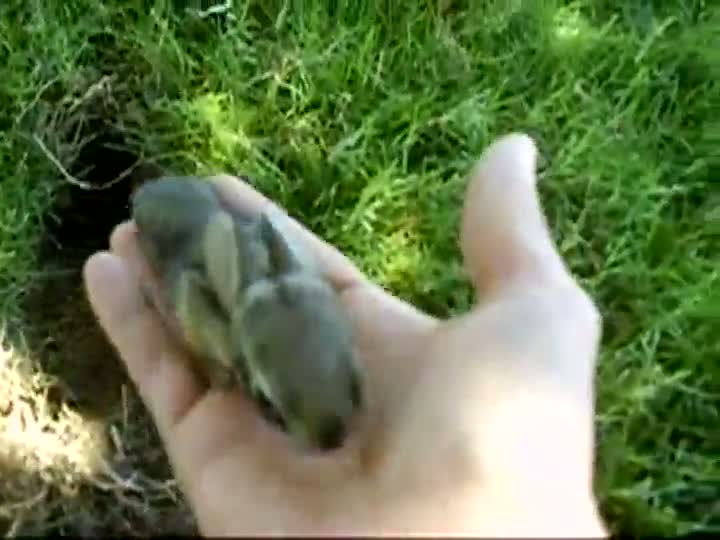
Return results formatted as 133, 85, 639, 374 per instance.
317, 416, 348, 451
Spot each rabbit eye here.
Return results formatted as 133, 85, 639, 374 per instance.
281, 391, 302, 420
254, 341, 272, 360
255, 391, 286, 430
350, 374, 362, 409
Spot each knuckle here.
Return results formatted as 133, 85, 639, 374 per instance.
516, 280, 602, 341
568, 284, 602, 334
550, 281, 603, 345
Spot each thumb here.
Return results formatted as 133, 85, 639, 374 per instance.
460, 133, 571, 299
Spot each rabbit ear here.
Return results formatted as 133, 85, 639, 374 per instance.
202, 210, 242, 312
258, 211, 302, 276
173, 268, 234, 369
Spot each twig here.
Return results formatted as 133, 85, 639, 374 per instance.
194, 0, 234, 18
110, 424, 126, 460
0, 486, 49, 517
66, 75, 116, 116
32, 134, 139, 191
24, 269, 80, 279
92, 462, 144, 494
15, 78, 59, 127
32, 135, 95, 190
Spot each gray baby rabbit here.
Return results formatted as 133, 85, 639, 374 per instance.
131, 176, 363, 451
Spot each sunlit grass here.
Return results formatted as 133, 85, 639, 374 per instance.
0, 340, 107, 533
0, 0, 717, 535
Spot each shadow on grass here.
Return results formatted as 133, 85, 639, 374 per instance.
0, 324, 196, 536
19, 70, 165, 417
3, 73, 198, 535
0, 399, 197, 536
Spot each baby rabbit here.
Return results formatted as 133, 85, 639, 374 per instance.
132, 177, 363, 451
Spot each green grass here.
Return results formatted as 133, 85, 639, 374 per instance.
0, 0, 718, 535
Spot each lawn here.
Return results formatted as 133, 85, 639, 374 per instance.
0, 0, 717, 535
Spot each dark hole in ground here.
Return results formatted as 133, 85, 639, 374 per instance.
16, 104, 197, 534
23, 124, 161, 419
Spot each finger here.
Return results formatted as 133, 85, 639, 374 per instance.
83, 251, 204, 438
110, 220, 167, 296
83, 251, 299, 513
458, 133, 602, 381
110, 221, 149, 277
460, 133, 572, 299
449, 134, 604, 494
110, 221, 166, 315
209, 175, 365, 292
106, 224, 289, 442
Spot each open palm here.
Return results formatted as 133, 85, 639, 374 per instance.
84, 133, 607, 536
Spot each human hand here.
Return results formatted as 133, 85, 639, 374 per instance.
83, 133, 608, 536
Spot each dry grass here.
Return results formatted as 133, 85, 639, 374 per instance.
0, 338, 196, 536
0, 0, 717, 535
